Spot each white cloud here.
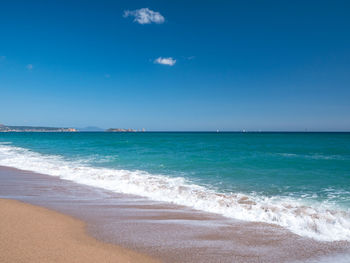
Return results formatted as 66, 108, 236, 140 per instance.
154, 57, 176, 66
26, 64, 33, 70
123, 8, 165, 24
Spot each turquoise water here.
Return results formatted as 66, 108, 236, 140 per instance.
0, 132, 349, 240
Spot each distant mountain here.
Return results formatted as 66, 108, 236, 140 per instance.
76, 126, 105, 132
0, 124, 77, 132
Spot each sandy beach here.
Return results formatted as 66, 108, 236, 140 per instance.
1, 165, 349, 263
0, 198, 158, 263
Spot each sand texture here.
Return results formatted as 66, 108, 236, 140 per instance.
0, 199, 159, 263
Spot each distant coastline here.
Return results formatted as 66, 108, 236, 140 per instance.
0, 123, 147, 133
0, 124, 77, 132
1, 123, 349, 133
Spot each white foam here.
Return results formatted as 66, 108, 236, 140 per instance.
0, 143, 350, 242
295, 253, 350, 263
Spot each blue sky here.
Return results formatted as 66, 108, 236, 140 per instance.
1, 0, 349, 131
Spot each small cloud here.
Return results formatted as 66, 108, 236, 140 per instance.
123, 8, 165, 24
154, 57, 176, 66
187, 56, 195, 60
0, 56, 5, 61
104, 74, 111, 78
26, 64, 33, 70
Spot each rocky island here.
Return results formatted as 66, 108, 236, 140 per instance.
106, 128, 145, 132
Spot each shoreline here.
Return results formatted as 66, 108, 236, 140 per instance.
0, 198, 158, 263
1, 137, 349, 243
1, 165, 349, 262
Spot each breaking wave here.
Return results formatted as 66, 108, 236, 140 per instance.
0, 143, 349, 242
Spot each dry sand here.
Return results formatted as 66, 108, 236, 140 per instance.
0, 198, 159, 263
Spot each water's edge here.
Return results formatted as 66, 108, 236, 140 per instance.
1, 165, 350, 263
0, 142, 349, 242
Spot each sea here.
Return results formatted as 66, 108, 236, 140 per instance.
0, 132, 349, 242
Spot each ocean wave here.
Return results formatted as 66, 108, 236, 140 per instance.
0, 143, 350, 242
278, 152, 348, 160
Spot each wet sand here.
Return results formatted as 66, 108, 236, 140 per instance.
0, 198, 158, 263
0, 166, 349, 262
